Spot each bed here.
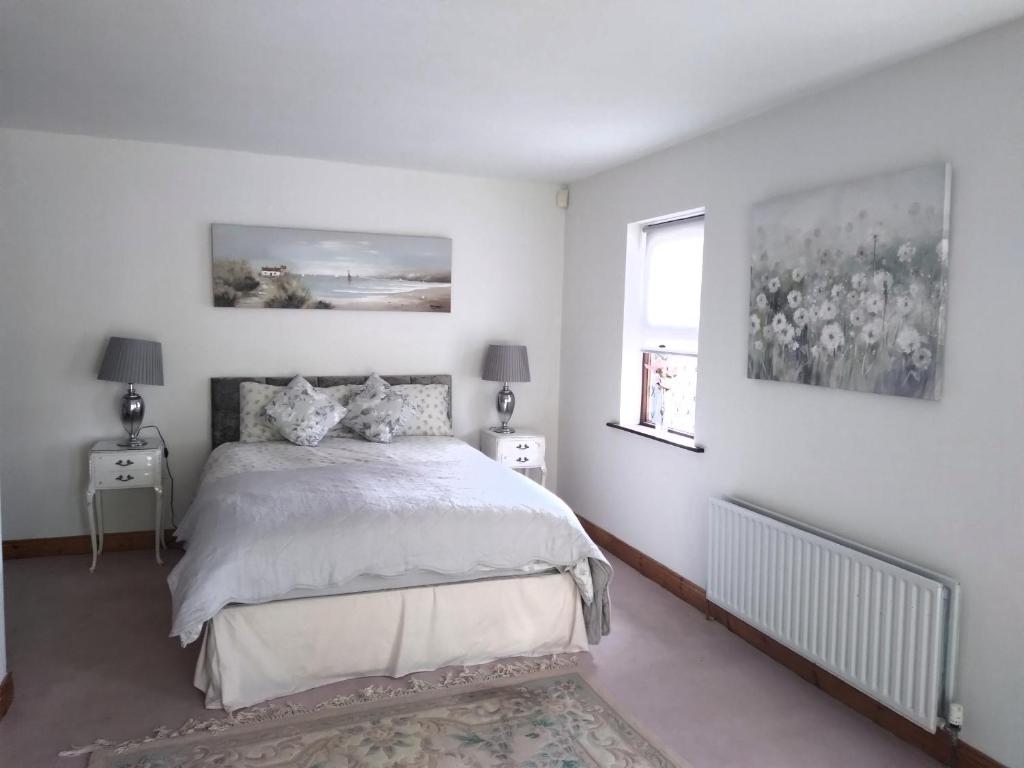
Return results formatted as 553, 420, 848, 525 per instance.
168, 375, 612, 711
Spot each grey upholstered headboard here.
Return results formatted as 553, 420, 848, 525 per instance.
210, 375, 453, 448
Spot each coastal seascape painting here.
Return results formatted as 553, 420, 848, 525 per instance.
748, 163, 951, 400
211, 224, 452, 312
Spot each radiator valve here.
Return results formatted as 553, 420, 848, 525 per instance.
947, 702, 964, 728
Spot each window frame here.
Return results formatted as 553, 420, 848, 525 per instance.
617, 206, 706, 451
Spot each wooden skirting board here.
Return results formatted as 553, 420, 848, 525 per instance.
0, 672, 12, 721
577, 515, 1006, 768
2, 530, 180, 560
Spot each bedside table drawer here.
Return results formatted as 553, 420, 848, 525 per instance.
94, 467, 156, 489
504, 452, 542, 468
93, 452, 158, 474
499, 437, 543, 457
498, 439, 544, 467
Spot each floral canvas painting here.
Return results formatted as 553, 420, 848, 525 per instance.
212, 224, 451, 312
748, 163, 951, 400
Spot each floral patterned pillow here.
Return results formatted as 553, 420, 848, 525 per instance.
393, 384, 452, 436
239, 381, 357, 442
239, 382, 284, 443
264, 376, 347, 447
322, 384, 361, 438
340, 374, 406, 443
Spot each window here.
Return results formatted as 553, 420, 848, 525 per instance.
641, 350, 698, 437
617, 211, 705, 445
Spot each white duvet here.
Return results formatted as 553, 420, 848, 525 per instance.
168, 437, 611, 646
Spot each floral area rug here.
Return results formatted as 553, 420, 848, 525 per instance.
71, 669, 687, 767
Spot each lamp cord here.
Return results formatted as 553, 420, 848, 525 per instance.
139, 425, 176, 527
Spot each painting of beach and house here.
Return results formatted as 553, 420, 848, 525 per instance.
211, 224, 452, 312
747, 163, 951, 400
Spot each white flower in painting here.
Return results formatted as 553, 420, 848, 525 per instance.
909, 282, 923, 298
849, 307, 866, 326
851, 272, 867, 289
791, 267, 806, 281
846, 291, 859, 304
831, 284, 843, 298
896, 326, 923, 354
819, 299, 838, 321
912, 346, 932, 370
790, 342, 800, 351
860, 318, 883, 345
809, 305, 820, 322
820, 322, 844, 353
787, 290, 802, 308
811, 282, 826, 298
753, 340, 764, 352
936, 239, 949, 263
771, 312, 788, 332
750, 314, 761, 334
810, 344, 820, 358
779, 324, 796, 345
755, 293, 768, 310
792, 307, 809, 327
864, 293, 885, 314
894, 295, 913, 316
873, 270, 894, 292
767, 276, 782, 293
897, 242, 917, 263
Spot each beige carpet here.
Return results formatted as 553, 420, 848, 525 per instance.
68, 664, 687, 768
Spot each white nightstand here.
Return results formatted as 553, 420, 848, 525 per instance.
479, 429, 547, 487
85, 438, 165, 572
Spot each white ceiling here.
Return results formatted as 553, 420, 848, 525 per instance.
1, 1, 1022, 182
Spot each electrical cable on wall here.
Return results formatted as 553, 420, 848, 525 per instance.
140, 425, 176, 527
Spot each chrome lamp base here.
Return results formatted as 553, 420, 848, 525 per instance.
490, 383, 516, 434
117, 383, 148, 447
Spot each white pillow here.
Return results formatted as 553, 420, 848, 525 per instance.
393, 383, 452, 436
264, 376, 347, 447
340, 374, 406, 443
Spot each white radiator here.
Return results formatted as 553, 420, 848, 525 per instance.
707, 498, 960, 732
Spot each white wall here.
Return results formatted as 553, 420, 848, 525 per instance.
0, 129, 566, 540
558, 20, 1024, 767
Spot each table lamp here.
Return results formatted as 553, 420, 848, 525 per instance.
482, 344, 530, 434
97, 336, 164, 447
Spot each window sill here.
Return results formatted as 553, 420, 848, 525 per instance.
606, 421, 705, 453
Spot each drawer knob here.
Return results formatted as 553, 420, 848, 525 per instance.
516, 443, 529, 450
115, 474, 134, 482
516, 457, 529, 463
115, 459, 134, 467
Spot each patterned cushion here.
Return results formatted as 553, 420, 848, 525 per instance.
240, 381, 358, 442
322, 384, 361, 438
340, 374, 406, 443
239, 382, 283, 443
393, 383, 453, 436
264, 376, 347, 447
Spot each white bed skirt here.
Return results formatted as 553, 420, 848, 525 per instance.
195, 571, 589, 711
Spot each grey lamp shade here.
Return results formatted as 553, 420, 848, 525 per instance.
97, 337, 164, 385
482, 344, 530, 383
